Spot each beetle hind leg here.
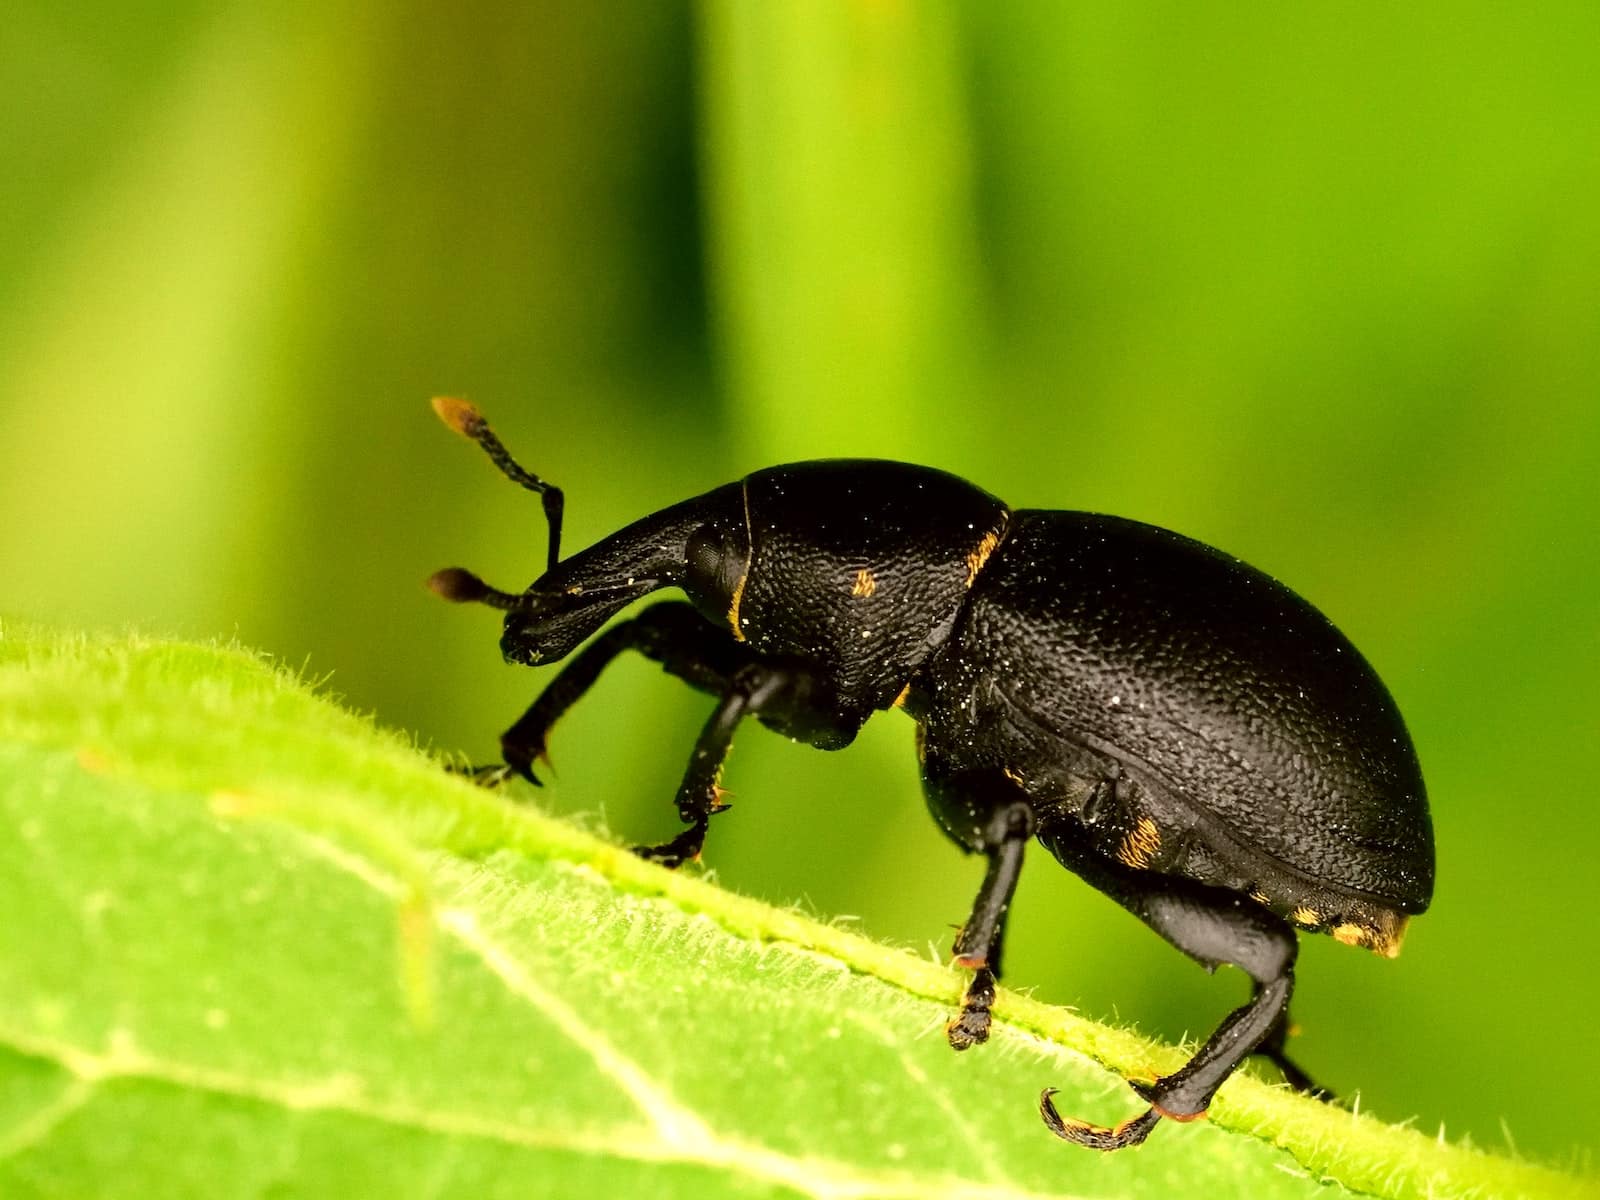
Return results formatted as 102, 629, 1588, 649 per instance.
1040, 1090, 1161, 1150
1256, 1009, 1333, 1101
1035, 828, 1300, 1149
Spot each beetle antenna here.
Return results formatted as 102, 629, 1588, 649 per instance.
431, 397, 565, 573
425, 569, 550, 614
428, 568, 528, 610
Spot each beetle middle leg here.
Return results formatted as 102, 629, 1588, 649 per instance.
918, 769, 1037, 1051
633, 659, 822, 866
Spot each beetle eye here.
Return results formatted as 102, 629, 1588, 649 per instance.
685, 524, 721, 582
684, 522, 748, 613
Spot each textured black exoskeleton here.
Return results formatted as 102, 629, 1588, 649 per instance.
428, 399, 1434, 1150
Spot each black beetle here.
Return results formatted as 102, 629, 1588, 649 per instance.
428, 398, 1434, 1150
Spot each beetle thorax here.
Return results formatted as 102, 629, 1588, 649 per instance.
704, 462, 1010, 717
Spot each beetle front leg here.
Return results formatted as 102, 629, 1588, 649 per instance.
476, 596, 845, 868
489, 601, 747, 784
946, 798, 1035, 1051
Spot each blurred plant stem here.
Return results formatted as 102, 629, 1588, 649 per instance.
696, 0, 987, 463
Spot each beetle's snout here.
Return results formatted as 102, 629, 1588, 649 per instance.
500, 611, 561, 666
498, 581, 648, 668
499, 627, 540, 666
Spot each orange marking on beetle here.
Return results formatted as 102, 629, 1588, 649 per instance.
1380, 916, 1410, 958
1290, 906, 1321, 928
965, 529, 1002, 587
891, 682, 912, 709
1332, 923, 1368, 947
1334, 916, 1408, 958
1115, 816, 1161, 869
726, 571, 748, 641
726, 479, 754, 641
851, 567, 877, 597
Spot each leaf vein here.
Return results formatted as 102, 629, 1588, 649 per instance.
282, 827, 710, 1145
0, 1076, 98, 1163
0, 1028, 1083, 1200
277, 823, 1089, 1200
438, 906, 717, 1149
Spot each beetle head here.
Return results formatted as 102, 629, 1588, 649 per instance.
430, 398, 747, 667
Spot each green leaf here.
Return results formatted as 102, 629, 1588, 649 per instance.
0, 623, 1589, 1199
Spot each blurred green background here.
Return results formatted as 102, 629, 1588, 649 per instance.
5, 1, 1597, 1167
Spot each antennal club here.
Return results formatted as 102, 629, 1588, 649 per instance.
426, 567, 524, 609
431, 397, 565, 573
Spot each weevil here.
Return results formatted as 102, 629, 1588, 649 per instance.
428, 398, 1434, 1150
